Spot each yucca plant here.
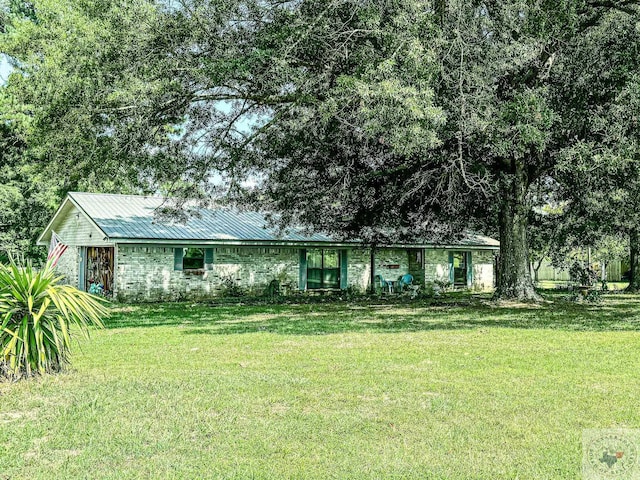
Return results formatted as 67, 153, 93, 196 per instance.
0, 258, 108, 379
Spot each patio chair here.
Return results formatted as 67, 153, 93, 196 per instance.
374, 274, 391, 294
397, 273, 414, 292
398, 273, 420, 298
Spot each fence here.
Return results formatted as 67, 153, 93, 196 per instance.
534, 260, 623, 282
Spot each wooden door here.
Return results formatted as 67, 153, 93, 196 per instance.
85, 247, 114, 296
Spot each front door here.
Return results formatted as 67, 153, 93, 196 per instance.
85, 246, 114, 296
452, 252, 469, 287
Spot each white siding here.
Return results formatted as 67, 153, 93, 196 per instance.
46, 203, 113, 289
55, 203, 112, 247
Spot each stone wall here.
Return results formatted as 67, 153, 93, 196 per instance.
54, 246, 80, 288
345, 248, 416, 292
374, 248, 411, 284
213, 246, 300, 292
115, 245, 300, 302
346, 248, 371, 292
112, 243, 496, 301
407, 249, 425, 285
114, 245, 413, 301
471, 249, 495, 291
423, 248, 495, 291
424, 249, 451, 283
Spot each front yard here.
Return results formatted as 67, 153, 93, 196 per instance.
2, 294, 640, 479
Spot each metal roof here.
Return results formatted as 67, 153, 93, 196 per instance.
68, 192, 334, 243
42, 192, 499, 248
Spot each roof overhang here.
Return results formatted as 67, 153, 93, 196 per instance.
38, 193, 500, 251
110, 237, 500, 250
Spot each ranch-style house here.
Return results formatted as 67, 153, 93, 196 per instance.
38, 192, 500, 302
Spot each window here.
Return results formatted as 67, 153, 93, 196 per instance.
307, 249, 340, 289
183, 248, 205, 270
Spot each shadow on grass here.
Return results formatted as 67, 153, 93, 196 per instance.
104, 291, 640, 335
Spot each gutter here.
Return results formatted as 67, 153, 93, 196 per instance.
109, 237, 500, 250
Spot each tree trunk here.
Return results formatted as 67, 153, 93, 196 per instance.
494, 164, 542, 301
627, 229, 640, 292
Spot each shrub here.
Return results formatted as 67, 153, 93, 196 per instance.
220, 275, 244, 297
564, 288, 603, 304
342, 285, 365, 300
421, 282, 437, 298
568, 262, 598, 287
585, 289, 603, 303
265, 279, 281, 298
0, 259, 108, 379
434, 279, 452, 294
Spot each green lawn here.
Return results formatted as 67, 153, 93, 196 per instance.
2, 294, 640, 479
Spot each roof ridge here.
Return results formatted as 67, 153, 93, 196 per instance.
69, 191, 164, 199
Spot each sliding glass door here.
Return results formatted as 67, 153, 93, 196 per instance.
307, 249, 340, 289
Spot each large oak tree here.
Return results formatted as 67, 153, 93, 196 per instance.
4, 0, 640, 299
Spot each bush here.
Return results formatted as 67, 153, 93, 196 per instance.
0, 259, 108, 379
265, 279, 281, 298
585, 289, 603, 303
342, 285, 365, 300
568, 262, 598, 287
421, 282, 437, 298
221, 275, 245, 297
564, 288, 603, 304
434, 279, 452, 294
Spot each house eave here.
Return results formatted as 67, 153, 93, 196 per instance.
110, 237, 500, 250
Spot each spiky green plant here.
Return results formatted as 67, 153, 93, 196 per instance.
0, 258, 107, 379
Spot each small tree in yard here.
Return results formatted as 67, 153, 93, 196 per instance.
0, 259, 107, 379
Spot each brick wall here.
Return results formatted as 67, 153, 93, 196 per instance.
114, 245, 300, 302
423, 248, 495, 291
54, 246, 80, 288
346, 248, 371, 292
112, 244, 496, 301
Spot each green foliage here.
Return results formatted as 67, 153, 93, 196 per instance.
568, 262, 598, 287
420, 282, 437, 299
265, 279, 280, 298
0, 0, 164, 262
0, 258, 107, 379
564, 288, 603, 304
585, 288, 603, 304
220, 275, 244, 298
434, 279, 452, 294
4, 0, 640, 300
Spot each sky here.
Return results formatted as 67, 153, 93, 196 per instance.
0, 55, 11, 85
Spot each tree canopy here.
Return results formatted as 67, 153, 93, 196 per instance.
2, 0, 640, 299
